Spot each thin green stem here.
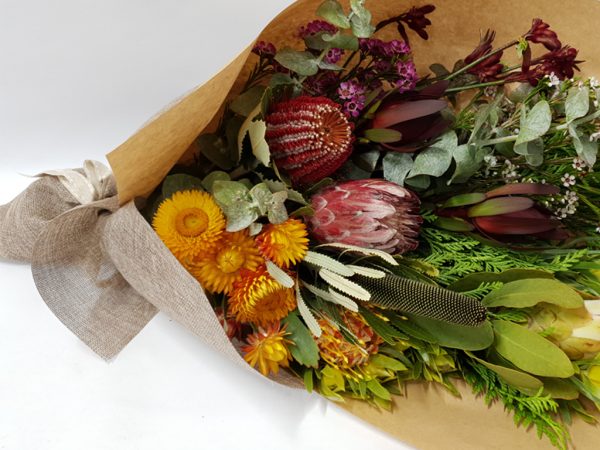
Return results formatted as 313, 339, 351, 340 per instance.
444, 41, 518, 82
445, 79, 506, 94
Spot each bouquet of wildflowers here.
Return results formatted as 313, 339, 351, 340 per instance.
3, 1, 600, 449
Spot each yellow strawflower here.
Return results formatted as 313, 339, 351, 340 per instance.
255, 218, 309, 268
242, 323, 293, 376
152, 190, 225, 262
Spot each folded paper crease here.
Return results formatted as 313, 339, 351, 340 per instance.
3, 0, 600, 448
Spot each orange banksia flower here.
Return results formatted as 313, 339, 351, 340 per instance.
265, 96, 353, 186
228, 267, 297, 326
152, 190, 226, 262
192, 230, 263, 294
255, 218, 309, 268
242, 322, 293, 376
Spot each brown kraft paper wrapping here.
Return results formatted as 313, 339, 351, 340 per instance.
2, 0, 599, 448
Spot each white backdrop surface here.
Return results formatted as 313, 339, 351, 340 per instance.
0, 1, 412, 449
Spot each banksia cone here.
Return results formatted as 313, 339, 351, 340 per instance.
353, 274, 488, 327
265, 96, 353, 186
308, 179, 422, 254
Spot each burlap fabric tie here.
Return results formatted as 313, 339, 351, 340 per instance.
0, 161, 300, 388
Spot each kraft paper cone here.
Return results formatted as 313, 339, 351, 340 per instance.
105, 0, 600, 448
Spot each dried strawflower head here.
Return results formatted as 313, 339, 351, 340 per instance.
242, 322, 293, 376
229, 266, 296, 326
255, 218, 309, 268
191, 230, 263, 294
265, 96, 353, 186
152, 190, 226, 262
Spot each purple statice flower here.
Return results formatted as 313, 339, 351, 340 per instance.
359, 38, 385, 57
299, 20, 337, 38
395, 60, 418, 92
304, 71, 339, 96
384, 40, 411, 57
252, 41, 276, 58
337, 79, 366, 101
325, 48, 344, 64
337, 79, 367, 118
373, 59, 392, 74
343, 98, 366, 118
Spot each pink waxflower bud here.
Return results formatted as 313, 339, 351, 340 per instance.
308, 179, 422, 254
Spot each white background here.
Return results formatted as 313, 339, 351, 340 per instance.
0, 1, 412, 449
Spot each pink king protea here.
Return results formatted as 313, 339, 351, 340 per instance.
308, 179, 422, 254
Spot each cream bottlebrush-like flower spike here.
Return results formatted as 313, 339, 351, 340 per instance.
308, 179, 422, 254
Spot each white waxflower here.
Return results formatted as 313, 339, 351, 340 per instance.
561, 173, 576, 187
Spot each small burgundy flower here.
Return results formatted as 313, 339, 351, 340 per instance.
308, 179, 422, 254
437, 183, 569, 241
525, 18, 562, 51
396, 5, 436, 42
252, 41, 276, 58
538, 46, 582, 80
464, 30, 504, 82
370, 81, 451, 152
265, 96, 353, 186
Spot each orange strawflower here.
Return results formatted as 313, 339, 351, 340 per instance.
242, 322, 293, 376
192, 230, 263, 294
255, 218, 309, 268
228, 266, 296, 326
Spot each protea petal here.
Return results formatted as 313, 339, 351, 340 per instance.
308, 179, 421, 254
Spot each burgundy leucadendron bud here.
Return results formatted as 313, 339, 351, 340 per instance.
308, 179, 422, 254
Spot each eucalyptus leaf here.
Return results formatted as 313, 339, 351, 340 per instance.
569, 124, 598, 167
515, 101, 552, 146
267, 191, 289, 224
383, 152, 413, 186
408, 147, 453, 178
249, 183, 272, 214
349, 0, 374, 38
492, 320, 575, 378
450, 143, 487, 184
212, 180, 259, 232
229, 85, 266, 117
405, 314, 494, 351
316, 0, 350, 28
405, 175, 430, 190
566, 86, 590, 123
322, 32, 358, 50
274, 49, 320, 76
282, 312, 320, 368
482, 279, 583, 309
201, 171, 230, 192
467, 352, 543, 393
196, 134, 234, 170
353, 149, 380, 173
513, 137, 544, 167
162, 174, 204, 199
318, 60, 343, 71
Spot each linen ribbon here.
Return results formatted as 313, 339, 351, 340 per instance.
0, 161, 301, 387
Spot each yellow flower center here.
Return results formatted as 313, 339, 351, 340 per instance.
216, 247, 246, 274
175, 208, 209, 237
